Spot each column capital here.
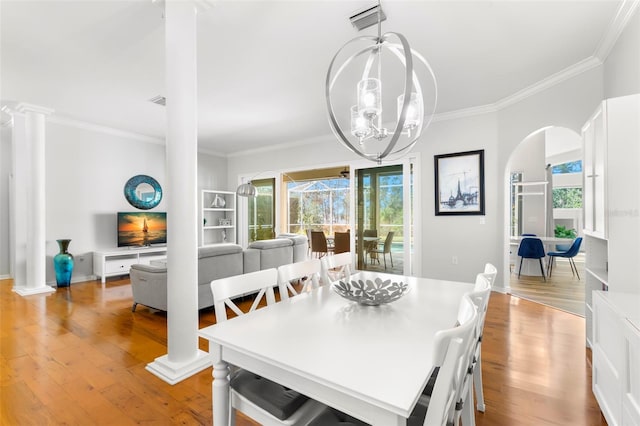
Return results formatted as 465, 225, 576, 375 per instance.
15, 103, 54, 116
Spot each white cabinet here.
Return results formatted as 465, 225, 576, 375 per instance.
584, 234, 608, 347
592, 291, 640, 426
201, 190, 236, 246
583, 94, 640, 346
582, 102, 607, 238
93, 246, 167, 284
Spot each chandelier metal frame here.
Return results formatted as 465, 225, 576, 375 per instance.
325, 3, 437, 164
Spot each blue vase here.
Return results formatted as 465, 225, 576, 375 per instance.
54, 239, 74, 287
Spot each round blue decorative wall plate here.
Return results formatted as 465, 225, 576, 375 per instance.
124, 175, 162, 210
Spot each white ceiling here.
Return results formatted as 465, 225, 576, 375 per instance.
0, 0, 628, 155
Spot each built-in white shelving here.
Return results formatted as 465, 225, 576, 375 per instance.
201, 190, 236, 246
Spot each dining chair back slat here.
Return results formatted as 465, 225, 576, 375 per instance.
277, 259, 321, 300
210, 268, 278, 322
320, 252, 352, 284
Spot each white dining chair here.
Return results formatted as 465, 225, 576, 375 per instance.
473, 265, 496, 413
306, 295, 479, 426
210, 268, 324, 425
277, 258, 321, 300
320, 252, 352, 284
453, 274, 492, 426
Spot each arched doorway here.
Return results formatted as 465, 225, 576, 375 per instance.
505, 126, 585, 316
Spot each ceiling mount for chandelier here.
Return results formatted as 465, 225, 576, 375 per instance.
326, 1, 437, 164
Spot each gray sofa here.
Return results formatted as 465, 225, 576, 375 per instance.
129, 234, 308, 312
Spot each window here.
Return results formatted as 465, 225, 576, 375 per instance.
552, 160, 582, 174
248, 178, 275, 242
553, 188, 583, 208
551, 160, 582, 208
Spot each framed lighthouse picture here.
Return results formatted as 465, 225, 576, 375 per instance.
434, 149, 485, 216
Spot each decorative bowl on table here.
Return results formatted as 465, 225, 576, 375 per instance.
332, 278, 409, 306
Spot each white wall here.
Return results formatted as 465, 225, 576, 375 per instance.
43, 122, 167, 282
0, 118, 227, 283
418, 113, 500, 283
604, 10, 640, 99
509, 130, 547, 237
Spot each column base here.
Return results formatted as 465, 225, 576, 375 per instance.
13, 285, 56, 296
146, 349, 211, 385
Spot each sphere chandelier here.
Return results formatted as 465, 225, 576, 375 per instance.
326, 2, 437, 164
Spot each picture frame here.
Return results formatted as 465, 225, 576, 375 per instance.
434, 149, 485, 216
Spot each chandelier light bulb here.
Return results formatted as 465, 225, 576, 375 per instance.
351, 105, 371, 139
357, 78, 382, 119
397, 92, 422, 130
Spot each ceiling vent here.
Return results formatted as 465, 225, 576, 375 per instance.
149, 95, 166, 106
349, 4, 386, 31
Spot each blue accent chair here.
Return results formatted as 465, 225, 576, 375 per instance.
547, 237, 583, 279
517, 237, 546, 281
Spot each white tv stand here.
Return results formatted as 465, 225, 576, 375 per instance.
93, 246, 167, 284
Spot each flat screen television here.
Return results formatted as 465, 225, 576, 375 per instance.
117, 212, 167, 247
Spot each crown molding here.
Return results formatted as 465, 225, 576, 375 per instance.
431, 103, 498, 122
226, 133, 326, 158
494, 56, 603, 111
594, 0, 640, 61
196, 146, 227, 158
48, 114, 165, 145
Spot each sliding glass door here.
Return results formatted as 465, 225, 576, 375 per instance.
355, 163, 414, 274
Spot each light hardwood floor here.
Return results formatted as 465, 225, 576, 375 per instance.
1, 276, 605, 425
510, 254, 586, 316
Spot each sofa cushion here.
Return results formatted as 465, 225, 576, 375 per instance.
277, 233, 308, 246
243, 248, 261, 274
249, 239, 294, 270
130, 264, 167, 273
230, 370, 309, 420
277, 234, 309, 263
198, 244, 243, 258
248, 239, 292, 250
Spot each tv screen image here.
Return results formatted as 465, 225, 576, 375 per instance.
117, 212, 167, 247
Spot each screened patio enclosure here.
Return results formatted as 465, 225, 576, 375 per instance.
287, 179, 350, 236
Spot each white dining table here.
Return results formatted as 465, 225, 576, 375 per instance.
510, 236, 574, 246
198, 271, 474, 426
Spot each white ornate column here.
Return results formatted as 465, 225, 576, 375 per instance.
9, 103, 56, 296
146, 0, 210, 384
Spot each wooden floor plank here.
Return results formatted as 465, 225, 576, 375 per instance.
0, 276, 605, 425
